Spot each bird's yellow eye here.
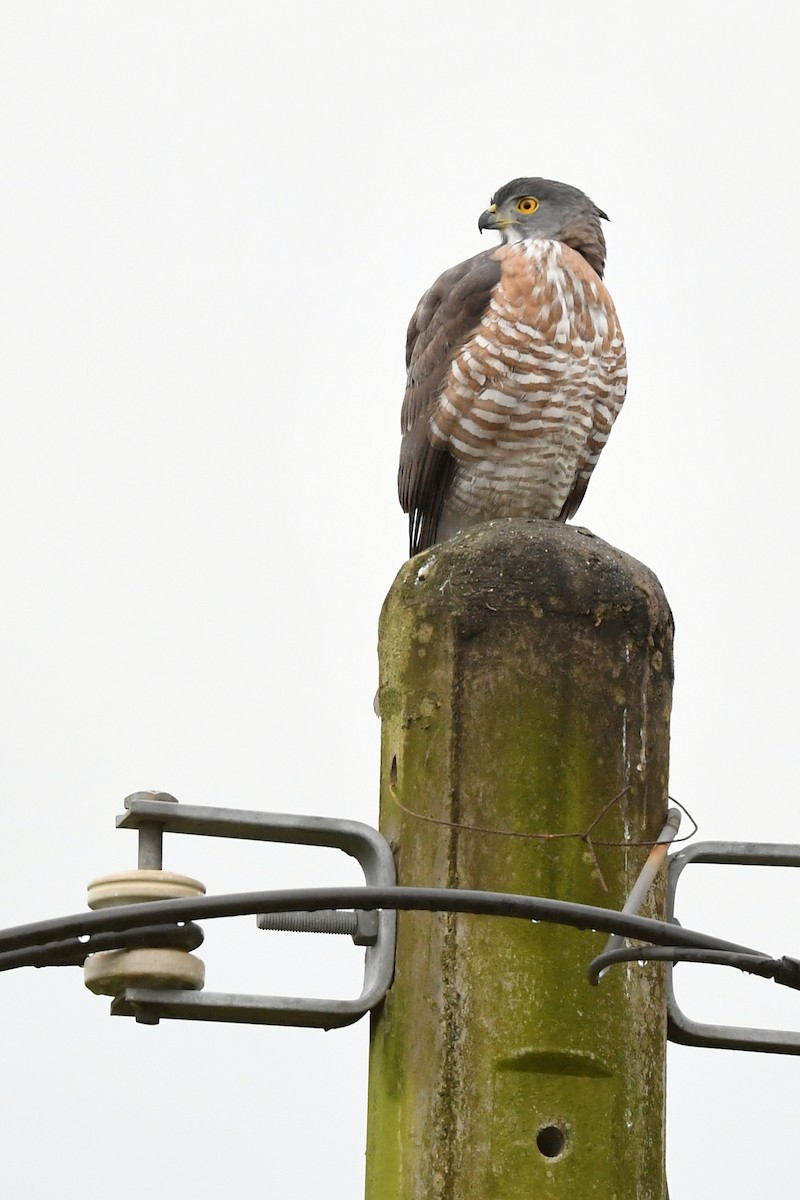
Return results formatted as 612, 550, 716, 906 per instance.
516, 197, 539, 214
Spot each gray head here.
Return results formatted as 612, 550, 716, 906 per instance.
478, 177, 609, 278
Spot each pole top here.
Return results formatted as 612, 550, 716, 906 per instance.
385, 519, 672, 652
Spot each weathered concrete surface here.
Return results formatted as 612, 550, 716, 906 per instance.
365, 519, 673, 1200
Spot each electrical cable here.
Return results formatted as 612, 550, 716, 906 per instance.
0, 884, 770, 976
0, 921, 205, 972
586, 944, 796, 986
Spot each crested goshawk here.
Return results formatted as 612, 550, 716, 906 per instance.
398, 177, 626, 556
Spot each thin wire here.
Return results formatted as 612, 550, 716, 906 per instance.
389, 789, 698, 849
665, 796, 699, 843
389, 786, 626, 840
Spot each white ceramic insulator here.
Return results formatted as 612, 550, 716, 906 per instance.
86, 870, 206, 909
84, 947, 205, 996
84, 869, 207, 996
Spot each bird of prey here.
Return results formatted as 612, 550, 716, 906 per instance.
398, 177, 627, 556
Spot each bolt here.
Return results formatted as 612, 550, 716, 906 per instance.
256, 909, 378, 945
123, 791, 179, 870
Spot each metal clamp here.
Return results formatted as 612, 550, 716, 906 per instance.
667, 841, 800, 1054
110, 795, 396, 1029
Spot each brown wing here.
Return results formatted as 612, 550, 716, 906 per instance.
399, 250, 502, 556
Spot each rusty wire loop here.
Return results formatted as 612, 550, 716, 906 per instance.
389, 787, 698, 851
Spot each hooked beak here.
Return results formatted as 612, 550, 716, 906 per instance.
478, 203, 502, 233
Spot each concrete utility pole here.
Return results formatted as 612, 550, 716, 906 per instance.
366, 520, 673, 1200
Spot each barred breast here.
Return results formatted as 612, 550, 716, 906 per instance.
429, 238, 626, 534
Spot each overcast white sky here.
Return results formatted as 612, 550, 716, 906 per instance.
2, 3, 799, 1196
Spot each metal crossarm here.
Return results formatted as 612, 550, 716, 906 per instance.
666, 841, 800, 1054
111, 796, 397, 1028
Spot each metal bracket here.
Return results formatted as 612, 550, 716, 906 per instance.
667, 840, 800, 1054
109, 796, 397, 1029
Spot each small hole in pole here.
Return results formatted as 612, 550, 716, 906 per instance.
389, 755, 398, 786
536, 1125, 566, 1159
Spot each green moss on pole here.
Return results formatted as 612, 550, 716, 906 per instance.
366, 519, 673, 1200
